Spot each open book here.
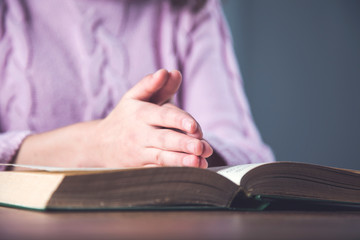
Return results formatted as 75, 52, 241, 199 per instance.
0, 162, 359, 211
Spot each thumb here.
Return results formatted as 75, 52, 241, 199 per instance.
150, 70, 182, 105
124, 69, 169, 102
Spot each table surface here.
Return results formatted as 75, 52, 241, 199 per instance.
1, 206, 360, 240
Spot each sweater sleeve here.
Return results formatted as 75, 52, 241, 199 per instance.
175, 0, 275, 165
0, 131, 32, 170
0, 2, 32, 170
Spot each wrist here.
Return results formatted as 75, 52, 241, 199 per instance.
14, 120, 102, 169
74, 120, 103, 168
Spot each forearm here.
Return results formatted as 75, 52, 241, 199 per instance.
14, 121, 98, 169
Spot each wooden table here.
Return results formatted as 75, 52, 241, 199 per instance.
1, 207, 359, 240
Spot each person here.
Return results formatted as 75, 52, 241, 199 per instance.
0, 0, 274, 171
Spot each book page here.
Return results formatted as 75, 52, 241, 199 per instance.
216, 163, 267, 185
0, 171, 65, 210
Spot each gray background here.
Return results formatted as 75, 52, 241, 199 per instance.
222, 0, 360, 169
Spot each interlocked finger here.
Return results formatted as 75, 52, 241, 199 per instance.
144, 104, 201, 136
145, 148, 202, 168
146, 128, 205, 156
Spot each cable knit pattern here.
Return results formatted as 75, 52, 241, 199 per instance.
0, 0, 274, 167
0, 0, 33, 130
173, 0, 274, 164
71, 2, 129, 120
0, 1, 34, 168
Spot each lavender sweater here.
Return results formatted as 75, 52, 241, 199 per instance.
0, 0, 274, 169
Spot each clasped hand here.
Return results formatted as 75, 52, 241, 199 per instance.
83, 69, 213, 168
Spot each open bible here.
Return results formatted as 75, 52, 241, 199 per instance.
0, 162, 359, 211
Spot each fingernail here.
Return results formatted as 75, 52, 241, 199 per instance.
202, 140, 213, 158
200, 158, 208, 169
171, 69, 182, 78
154, 69, 166, 79
183, 119, 196, 132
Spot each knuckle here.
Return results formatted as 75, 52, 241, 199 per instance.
172, 152, 185, 166
183, 155, 199, 167
156, 130, 167, 148
154, 151, 163, 166
163, 103, 174, 108
159, 107, 171, 123
134, 104, 147, 119
176, 153, 186, 166
164, 107, 186, 128
180, 138, 190, 152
